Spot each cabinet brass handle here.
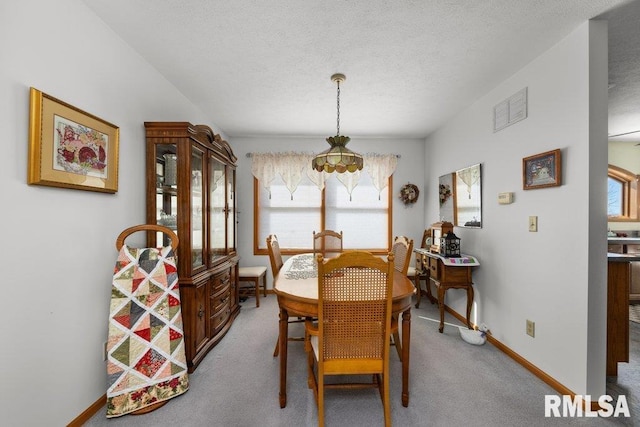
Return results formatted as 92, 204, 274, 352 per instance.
198, 308, 205, 318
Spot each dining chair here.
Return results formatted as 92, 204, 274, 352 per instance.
412, 228, 433, 308
390, 236, 414, 360
312, 230, 343, 258
391, 235, 414, 275
305, 251, 395, 427
267, 234, 306, 357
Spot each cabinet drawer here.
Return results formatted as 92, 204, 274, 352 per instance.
211, 272, 231, 295
441, 264, 472, 284
210, 288, 231, 314
428, 257, 440, 279
210, 302, 231, 335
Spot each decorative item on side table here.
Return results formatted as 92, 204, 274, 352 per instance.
430, 221, 454, 254
400, 183, 420, 205
440, 232, 461, 257
523, 149, 561, 190
28, 87, 119, 193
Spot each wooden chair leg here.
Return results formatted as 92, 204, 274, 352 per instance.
382, 373, 391, 427
262, 273, 267, 297
254, 278, 260, 307
317, 368, 324, 427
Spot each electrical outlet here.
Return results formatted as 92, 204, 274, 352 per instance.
529, 216, 538, 232
103, 341, 108, 361
526, 319, 535, 337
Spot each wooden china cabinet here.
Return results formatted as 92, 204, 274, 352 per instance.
145, 122, 240, 372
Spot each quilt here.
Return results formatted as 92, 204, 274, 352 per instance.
106, 245, 189, 417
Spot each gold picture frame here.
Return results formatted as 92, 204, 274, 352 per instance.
28, 87, 119, 193
522, 149, 561, 190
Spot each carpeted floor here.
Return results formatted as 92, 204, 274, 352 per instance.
631, 304, 640, 324
85, 294, 637, 426
607, 318, 640, 425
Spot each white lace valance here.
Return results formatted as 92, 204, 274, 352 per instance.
251, 152, 397, 198
365, 153, 398, 198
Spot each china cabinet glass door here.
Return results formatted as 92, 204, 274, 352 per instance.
209, 155, 226, 263
191, 146, 205, 269
227, 168, 236, 253
155, 143, 178, 248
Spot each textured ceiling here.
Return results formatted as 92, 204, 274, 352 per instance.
601, 0, 640, 142
83, 0, 638, 142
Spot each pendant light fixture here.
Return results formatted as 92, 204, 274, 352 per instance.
311, 73, 364, 173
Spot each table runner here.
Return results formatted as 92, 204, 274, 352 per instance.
106, 245, 189, 417
284, 253, 317, 280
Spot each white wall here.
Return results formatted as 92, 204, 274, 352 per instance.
608, 141, 640, 232
424, 21, 609, 396
0, 1, 226, 424
232, 136, 426, 287
609, 142, 640, 173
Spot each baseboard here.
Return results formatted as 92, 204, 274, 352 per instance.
67, 394, 105, 426
444, 305, 576, 397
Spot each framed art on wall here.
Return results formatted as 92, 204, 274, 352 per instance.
522, 149, 561, 190
28, 87, 119, 193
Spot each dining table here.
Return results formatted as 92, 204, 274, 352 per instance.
273, 253, 415, 408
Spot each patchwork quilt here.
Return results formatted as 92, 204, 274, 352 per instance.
106, 245, 189, 417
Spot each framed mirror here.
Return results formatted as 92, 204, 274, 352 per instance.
454, 163, 482, 228
438, 173, 455, 223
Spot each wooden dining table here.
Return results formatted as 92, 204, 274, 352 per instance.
273, 253, 415, 408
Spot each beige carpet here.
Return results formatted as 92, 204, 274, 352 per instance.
631, 304, 640, 324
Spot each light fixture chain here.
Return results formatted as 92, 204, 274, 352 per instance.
336, 81, 340, 136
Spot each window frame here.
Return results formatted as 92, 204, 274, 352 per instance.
253, 176, 393, 255
608, 164, 639, 221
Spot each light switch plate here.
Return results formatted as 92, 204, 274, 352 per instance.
529, 216, 538, 232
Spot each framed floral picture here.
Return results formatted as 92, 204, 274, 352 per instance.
522, 149, 561, 190
28, 87, 119, 193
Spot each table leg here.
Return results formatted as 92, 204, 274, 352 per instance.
278, 307, 289, 408
437, 285, 446, 333
465, 285, 474, 329
401, 308, 411, 407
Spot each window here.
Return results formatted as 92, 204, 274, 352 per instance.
608, 176, 624, 217
254, 173, 391, 254
608, 164, 639, 221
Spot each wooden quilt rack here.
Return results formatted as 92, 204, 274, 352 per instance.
114, 224, 179, 415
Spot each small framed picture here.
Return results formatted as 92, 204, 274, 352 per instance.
522, 149, 561, 190
28, 87, 119, 193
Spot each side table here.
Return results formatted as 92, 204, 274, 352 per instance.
413, 249, 480, 333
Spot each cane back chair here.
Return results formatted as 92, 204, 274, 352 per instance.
305, 251, 395, 427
